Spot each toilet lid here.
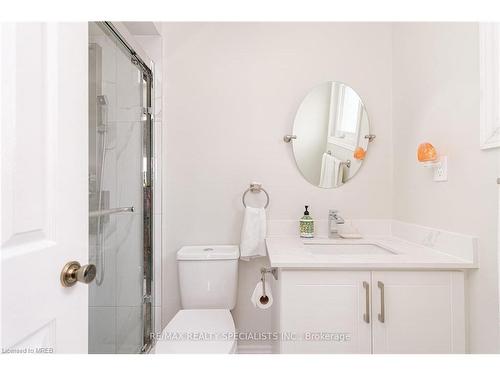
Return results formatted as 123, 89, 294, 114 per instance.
155, 309, 236, 354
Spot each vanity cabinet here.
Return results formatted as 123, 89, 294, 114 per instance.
273, 270, 465, 354
371, 271, 465, 353
278, 271, 372, 354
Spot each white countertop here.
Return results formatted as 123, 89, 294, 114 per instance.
265, 235, 478, 269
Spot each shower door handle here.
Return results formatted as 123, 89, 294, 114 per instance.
60, 261, 97, 287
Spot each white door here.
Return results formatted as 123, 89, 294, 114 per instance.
280, 270, 372, 353
371, 271, 465, 354
1, 23, 88, 353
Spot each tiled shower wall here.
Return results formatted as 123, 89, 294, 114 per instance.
88, 23, 147, 353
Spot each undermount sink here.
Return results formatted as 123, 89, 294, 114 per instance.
303, 242, 398, 256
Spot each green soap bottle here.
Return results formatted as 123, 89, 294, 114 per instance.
299, 205, 314, 238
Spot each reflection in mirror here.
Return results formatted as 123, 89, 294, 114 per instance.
291, 81, 371, 188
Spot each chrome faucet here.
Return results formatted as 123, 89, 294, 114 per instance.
328, 210, 345, 238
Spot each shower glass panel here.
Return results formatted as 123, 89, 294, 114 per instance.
88, 22, 153, 354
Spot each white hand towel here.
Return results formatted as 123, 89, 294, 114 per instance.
333, 156, 344, 187
251, 280, 273, 309
319, 152, 345, 188
319, 152, 335, 188
240, 207, 267, 261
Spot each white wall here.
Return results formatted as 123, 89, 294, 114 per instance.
160, 22, 394, 348
392, 23, 499, 353
160, 21, 500, 353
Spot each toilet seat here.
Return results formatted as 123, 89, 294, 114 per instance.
154, 309, 237, 354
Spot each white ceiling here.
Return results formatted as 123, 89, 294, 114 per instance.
123, 22, 160, 36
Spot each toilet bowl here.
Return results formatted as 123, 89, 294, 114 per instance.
155, 309, 237, 354
154, 245, 239, 354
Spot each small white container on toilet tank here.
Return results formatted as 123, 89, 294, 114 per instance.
177, 245, 239, 309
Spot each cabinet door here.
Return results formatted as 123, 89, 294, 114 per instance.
280, 270, 372, 353
372, 271, 465, 354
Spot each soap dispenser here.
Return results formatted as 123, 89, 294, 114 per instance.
299, 205, 314, 238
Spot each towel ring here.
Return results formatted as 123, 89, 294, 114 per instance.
242, 183, 270, 209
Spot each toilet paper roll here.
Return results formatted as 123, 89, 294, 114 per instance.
251, 280, 273, 309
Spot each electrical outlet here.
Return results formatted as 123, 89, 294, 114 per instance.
433, 156, 448, 182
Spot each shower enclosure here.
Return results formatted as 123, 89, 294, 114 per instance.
88, 22, 153, 353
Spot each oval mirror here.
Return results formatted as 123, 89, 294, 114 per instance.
291, 81, 371, 188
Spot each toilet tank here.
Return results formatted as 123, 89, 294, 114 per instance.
177, 245, 239, 310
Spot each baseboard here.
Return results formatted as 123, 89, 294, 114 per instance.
236, 342, 273, 354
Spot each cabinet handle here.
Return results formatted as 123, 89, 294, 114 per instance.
362, 281, 370, 323
377, 281, 385, 323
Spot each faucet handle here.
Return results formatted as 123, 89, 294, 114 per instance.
329, 209, 338, 216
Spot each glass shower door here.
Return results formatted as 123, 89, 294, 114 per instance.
88, 22, 152, 354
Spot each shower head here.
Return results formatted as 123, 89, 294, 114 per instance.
97, 95, 108, 106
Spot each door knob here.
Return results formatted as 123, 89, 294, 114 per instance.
60, 261, 96, 287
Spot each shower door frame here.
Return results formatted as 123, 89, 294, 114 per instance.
93, 21, 155, 353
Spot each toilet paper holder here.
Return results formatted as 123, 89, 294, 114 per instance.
259, 267, 278, 304
260, 267, 278, 281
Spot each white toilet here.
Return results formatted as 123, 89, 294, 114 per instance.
155, 245, 239, 354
